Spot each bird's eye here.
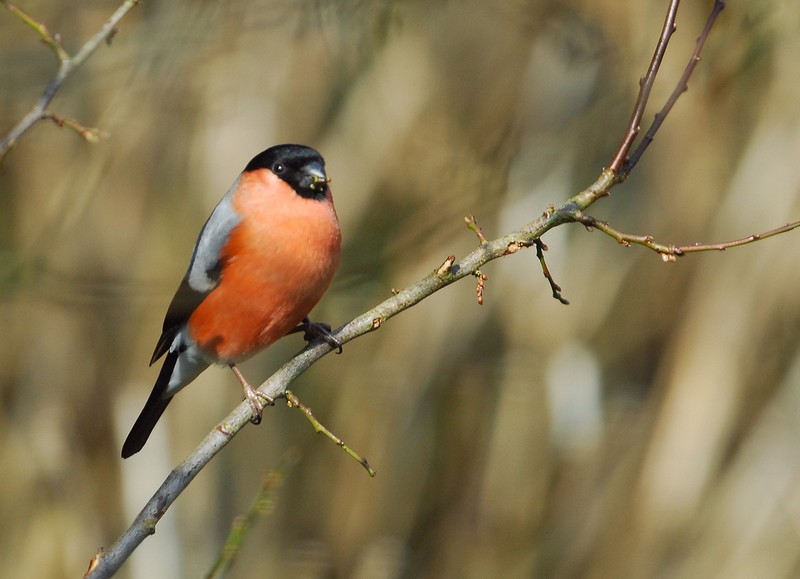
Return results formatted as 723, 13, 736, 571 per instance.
273, 163, 285, 174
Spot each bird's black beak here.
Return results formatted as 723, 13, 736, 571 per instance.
302, 161, 329, 193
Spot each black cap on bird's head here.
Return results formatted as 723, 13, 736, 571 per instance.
245, 144, 329, 200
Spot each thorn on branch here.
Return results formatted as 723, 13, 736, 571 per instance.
465, 214, 488, 244
285, 390, 376, 477
505, 241, 524, 255
435, 255, 456, 276
216, 423, 234, 437
534, 239, 569, 305
84, 550, 102, 577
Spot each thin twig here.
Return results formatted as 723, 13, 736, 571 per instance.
608, 0, 681, 175
534, 239, 569, 304
465, 214, 489, 243
0, 0, 139, 161
622, 0, 726, 176
4, 2, 70, 63
42, 113, 108, 143
577, 214, 800, 261
285, 390, 376, 477
206, 452, 297, 579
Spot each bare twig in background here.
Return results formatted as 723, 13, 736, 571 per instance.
0, 0, 139, 161
206, 453, 297, 579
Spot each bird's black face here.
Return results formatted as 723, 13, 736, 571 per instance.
245, 144, 329, 200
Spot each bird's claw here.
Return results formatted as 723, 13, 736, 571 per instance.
230, 363, 273, 424
244, 386, 274, 425
292, 317, 343, 353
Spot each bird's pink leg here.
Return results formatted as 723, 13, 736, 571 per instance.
229, 363, 274, 424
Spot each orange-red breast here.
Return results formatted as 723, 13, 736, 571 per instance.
122, 144, 341, 458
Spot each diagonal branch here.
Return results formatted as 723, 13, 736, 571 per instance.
0, 0, 139, 161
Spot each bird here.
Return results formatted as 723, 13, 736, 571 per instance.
121, 144, 342, 458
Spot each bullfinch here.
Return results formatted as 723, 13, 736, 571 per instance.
121, 144, 342, 458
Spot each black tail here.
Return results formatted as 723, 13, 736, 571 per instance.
121, 352, 178, 458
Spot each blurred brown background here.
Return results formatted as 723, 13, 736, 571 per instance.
2, 0, 800, 577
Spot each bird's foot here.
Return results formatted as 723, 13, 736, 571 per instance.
291, 317, 343, 353
243, 386, 274, 425
229, 363, 274, 424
